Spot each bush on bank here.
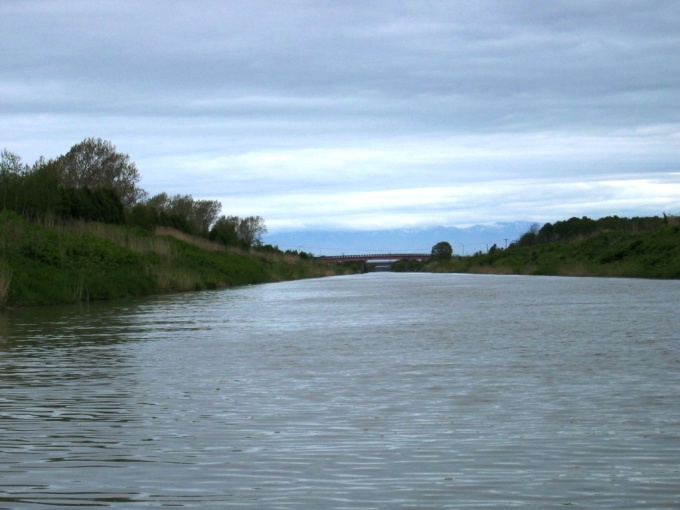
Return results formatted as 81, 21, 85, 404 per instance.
428, 222, 680, 279
0, 212, 337, 308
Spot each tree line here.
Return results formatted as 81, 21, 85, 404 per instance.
0, 139, 266, 248
425, 215, 676, 262
513, 214, 674, 248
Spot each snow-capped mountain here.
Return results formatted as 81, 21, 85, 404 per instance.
263, 222, 533, 256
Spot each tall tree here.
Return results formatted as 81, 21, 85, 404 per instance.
192, 199, 222, 233
55, 138, 146, 207
146, 192, 171, 212
209, 215, 267, 247
238, 216, 267, 246
0, 149, 26, 212
147, 193, 221, 234
431, 241, 453, 261
167, 194, 195, 221
210, 215, 240, 246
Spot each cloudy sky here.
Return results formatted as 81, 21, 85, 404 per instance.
2, 0, 679, 231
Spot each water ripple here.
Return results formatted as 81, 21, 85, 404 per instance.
1, 274, 679, 508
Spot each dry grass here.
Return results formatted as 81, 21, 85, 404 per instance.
667, 214, 680, 227
150, 266, 211, 292
42, 219, 231, 255
557, 263, 592, 277
466, 265, 516, 275
154, 226, 230, 252
57, 220, 173, 257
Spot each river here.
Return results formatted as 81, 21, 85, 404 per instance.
1, 273, 679, 509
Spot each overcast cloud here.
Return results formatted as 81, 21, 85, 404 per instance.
2, 0, 679, 230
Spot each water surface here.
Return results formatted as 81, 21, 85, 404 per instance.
1, 273, 679, 508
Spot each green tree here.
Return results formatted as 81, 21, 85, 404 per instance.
167, 194, 195, 221
1, 149, 27, 212
146, 192, 171, 212
57, 187, 124, 224
209, 215, 267, 248
145, 193, 221, 234
192, 199, 222, 233
91, 188, 125, 224
431, 241, 453, 261
18, 158, 62, 220
238, 216, 267, 246
209, 215, 240, 246
55, 138, 146, 207
517, 223, 540, 246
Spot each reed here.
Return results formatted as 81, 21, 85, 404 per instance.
151, 266, 207, 293
0, 261, 11, 306
59, 219, 174, 257
155, 226, 228, 252
0, 213, 341, 306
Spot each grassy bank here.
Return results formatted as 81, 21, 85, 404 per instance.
0, 211, 340, 307
428, 224, 680, 278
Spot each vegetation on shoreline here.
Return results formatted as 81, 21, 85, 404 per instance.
0, 140, 341, 308
3, 140, 678, 307
0, 140, 271, 249
425, 215, 680, 279
0, 212, 340, 308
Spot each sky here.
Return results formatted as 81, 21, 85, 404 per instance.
2, 0, 679, 232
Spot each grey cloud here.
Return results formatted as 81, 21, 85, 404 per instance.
1, 1, 679, 230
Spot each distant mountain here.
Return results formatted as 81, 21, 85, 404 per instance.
263, 222, 533, 256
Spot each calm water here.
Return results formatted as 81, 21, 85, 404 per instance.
1, 273, 679, 509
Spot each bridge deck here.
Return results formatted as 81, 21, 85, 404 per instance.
316, 253, 430, 263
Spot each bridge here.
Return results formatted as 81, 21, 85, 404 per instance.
316, 253, 430, 263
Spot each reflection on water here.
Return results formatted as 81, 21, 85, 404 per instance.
1, 274, 680, 509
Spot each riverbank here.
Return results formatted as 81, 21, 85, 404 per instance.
427, 224, 680, 279
0, 212, 342, 307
